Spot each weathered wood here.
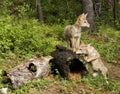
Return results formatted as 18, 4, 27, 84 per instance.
4, 55, 52, 88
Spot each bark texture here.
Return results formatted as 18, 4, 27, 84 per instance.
4, 55, 51, 88
82, 0, 95, 32
36, 0, 44, 22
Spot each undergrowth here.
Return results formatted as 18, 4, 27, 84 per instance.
81, 74, 120, 94
0, 16, 65, 60
0, 75, 120, 94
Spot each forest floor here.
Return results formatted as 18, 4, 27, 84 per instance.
22, 62, 120, 94
1, 58, 120, 94
40, 63, 120, 94
107, 63, 120, 82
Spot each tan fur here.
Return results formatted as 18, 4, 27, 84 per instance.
64, 13, 90, 52
78, 44, 108, 84
86, 44, 108, 84
69, 72, 81, 79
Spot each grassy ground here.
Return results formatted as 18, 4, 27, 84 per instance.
0, 24, 120, 94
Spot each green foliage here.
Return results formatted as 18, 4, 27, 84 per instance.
1, 0, 82, 24
5, 76, 119, 94
41, 0, 82, 24
95, 0, 120, 30
0, 16, 65, 59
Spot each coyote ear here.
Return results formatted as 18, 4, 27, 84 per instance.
87, 43, 91, 47
85, 13, 88, 18
82, 13, 85, 15
80, 13, 85, 18
82, 13, 85, 16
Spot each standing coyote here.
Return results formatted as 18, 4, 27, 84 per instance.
77, 44, 108, 84
64, 13, 90, 52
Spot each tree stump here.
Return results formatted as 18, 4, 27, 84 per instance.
4, 55, 52, 88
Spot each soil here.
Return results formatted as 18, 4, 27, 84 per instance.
107, 63, 120, 82
41, 79, 111, 94
42, 82, 60, 94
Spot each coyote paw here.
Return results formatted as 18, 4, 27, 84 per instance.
92, 72, 98, 77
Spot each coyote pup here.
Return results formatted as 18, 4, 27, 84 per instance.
64, 13, 90, 52
78, 44, 108, 84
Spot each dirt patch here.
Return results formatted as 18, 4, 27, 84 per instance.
69, 61, 120, 82
69, 72, 82, 79
107, 63, 120, 82
41, 79, 110, 94
42, 82, 60, 94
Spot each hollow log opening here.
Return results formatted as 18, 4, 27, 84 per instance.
70, 59, 86, 73
28, 63, 37, 72
69, 58, 88, 78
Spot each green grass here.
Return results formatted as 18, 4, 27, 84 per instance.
81, 74, 120, 94
1, 75, 119, 94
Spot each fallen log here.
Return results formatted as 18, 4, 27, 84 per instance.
4, 55, 52, 88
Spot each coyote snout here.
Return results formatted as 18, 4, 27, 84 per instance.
64, 13, 90, 52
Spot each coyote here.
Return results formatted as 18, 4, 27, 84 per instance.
77, 44, 108, 84
64, 13, 90, 52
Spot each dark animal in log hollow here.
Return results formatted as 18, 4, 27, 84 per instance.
51, 45, 88, 79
